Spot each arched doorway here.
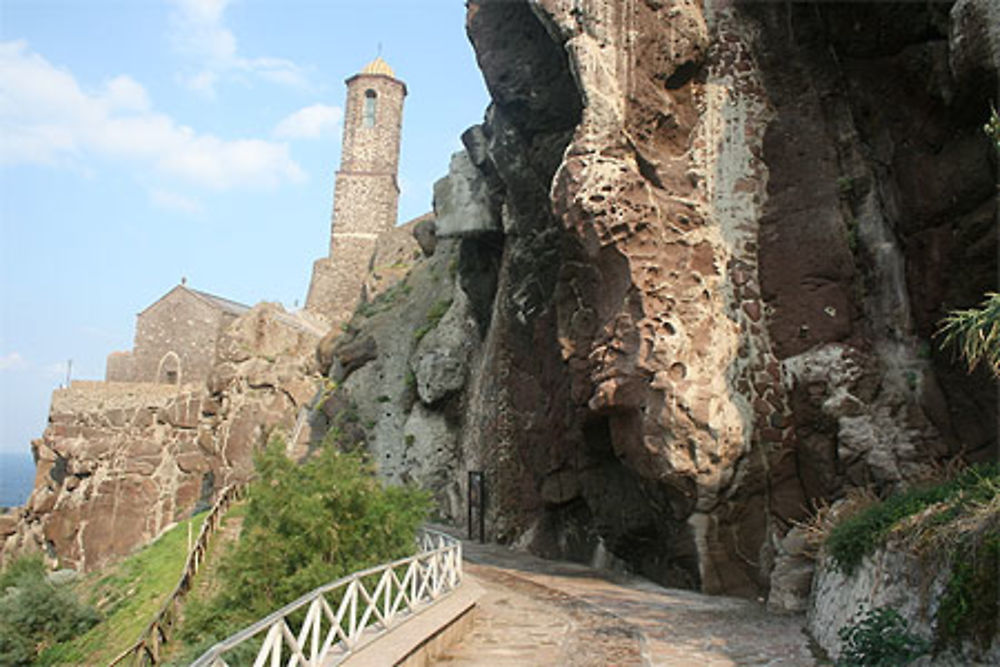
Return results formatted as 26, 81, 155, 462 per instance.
157, 351, 181, 385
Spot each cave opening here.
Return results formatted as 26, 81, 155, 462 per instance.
576, 415, 700, 590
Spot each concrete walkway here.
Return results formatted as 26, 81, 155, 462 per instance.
432, 528, 817, 666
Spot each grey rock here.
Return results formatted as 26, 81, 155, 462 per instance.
433, 151, 500, 238
412, 217, 437, 257
414, 351, 466, 405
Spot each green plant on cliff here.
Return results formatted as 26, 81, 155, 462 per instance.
0, 554, 100, 666
937, 292, 1000, 377
836, 606, 930, 666
178, 434, 430, 655
933, 478, 1000, 651
826, 463, 999, 575
414, 298, 452, 342
935, 109, 1000, 377
985, 105, 1000, 149
825, 465, 999, 656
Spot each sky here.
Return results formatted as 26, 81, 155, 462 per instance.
0, 0, 492, 458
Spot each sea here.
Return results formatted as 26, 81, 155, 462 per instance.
0, 451, 36, 508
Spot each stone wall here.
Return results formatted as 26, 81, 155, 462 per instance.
105, 350, 134, 383
2, 303, 322, 571
50, 380, 195, 414
307, 234, 380, 326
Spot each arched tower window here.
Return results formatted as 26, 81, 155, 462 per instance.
363, 89, 377, 127
157, 351, 181, 386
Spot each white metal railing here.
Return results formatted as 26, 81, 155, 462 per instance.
190, 528, 462, 667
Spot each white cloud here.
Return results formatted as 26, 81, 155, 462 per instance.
168, 0, 309, 96
149, 188, 204, 215
0, 40, 305, 189
0, 353, 26, 371
104, 74, 151, 112
274, 104, 342, 139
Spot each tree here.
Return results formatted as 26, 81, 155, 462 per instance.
180, 434, 431, 648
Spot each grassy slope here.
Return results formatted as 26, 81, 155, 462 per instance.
38, 513, 206, 666
158, 504, 247, 665
825, 464, 999, 651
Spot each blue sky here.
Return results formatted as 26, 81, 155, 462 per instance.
0, 0, 491, 456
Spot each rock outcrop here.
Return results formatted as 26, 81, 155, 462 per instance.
319, 0, 996, 598
453, 0, 997, 597
809, 529, 999, 663
1, 304, 321, 570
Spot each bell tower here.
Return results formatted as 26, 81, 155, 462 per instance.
305, 57, 407, 323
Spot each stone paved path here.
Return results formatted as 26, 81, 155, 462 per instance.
432, 527, 817, 666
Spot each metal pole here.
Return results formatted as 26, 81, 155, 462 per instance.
467, 471, 474, 541
479, 473, 486, 544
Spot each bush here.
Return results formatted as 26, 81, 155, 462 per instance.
180, 436, 431, 650
0, 554, 100, 666
837, 606, 930, 666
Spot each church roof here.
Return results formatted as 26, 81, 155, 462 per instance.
360, 57, 395, 78
189, 289, 251, 316
137, 284, 250, 317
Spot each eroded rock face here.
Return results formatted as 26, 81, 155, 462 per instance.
444, 0, 996, 597
1, 304, 321, 570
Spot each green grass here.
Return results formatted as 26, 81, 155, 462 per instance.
413, 298, 452, 342
825, 464, 1000, 651
356, 279, 413, 319
827, 464, 999, 575
37, 512, 207, 665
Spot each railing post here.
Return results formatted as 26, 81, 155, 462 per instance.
410, 560, 417, 606
270, 624, 281, 667
310, 599, 320, 664
384, 570, 391, 623
349, 581, 358, 640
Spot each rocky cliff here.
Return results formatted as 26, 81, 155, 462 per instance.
318, 0, 996, 600
4, 0, 995, 605
0, 304, 321, 570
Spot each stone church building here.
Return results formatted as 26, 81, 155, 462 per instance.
104, 57, 412, 386
105, 284, 249, 385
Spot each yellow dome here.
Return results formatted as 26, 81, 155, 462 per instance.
361, 57, 395, 77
